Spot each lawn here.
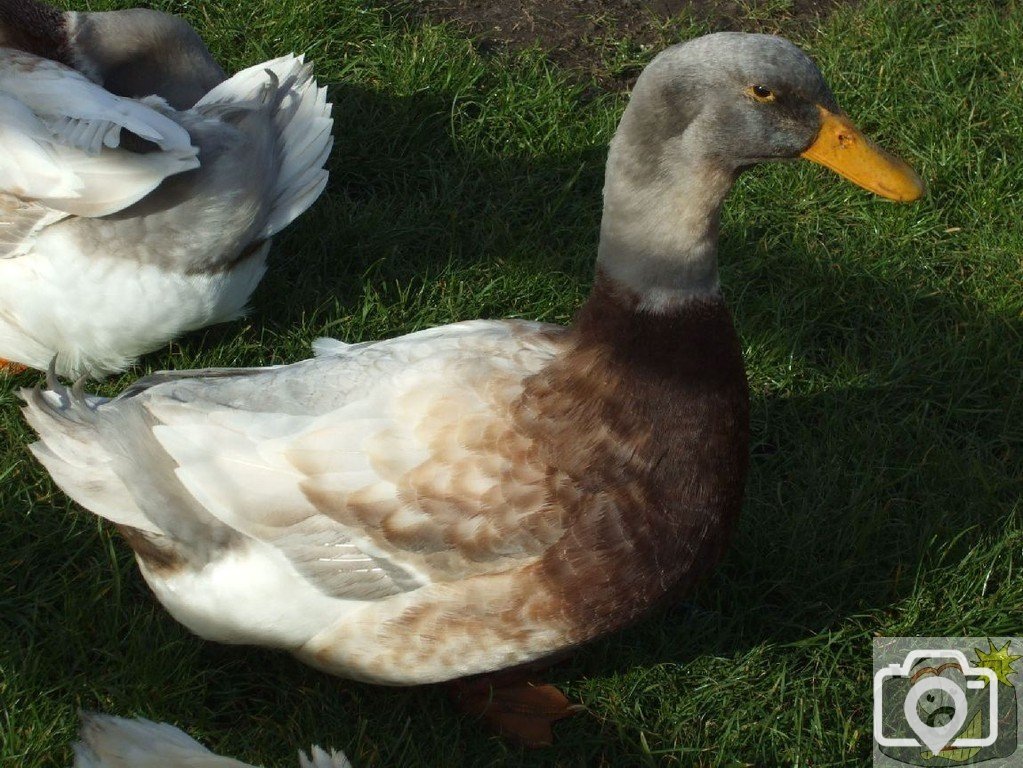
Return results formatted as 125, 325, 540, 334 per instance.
1, 0, 1021, 765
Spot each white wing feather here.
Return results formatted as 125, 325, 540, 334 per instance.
0, 50, 199, 228
0, 94, 83, 199
0, 51, 194, 153
70, 712, 351, 768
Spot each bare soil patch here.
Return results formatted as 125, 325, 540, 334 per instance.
390, 0, 859, 86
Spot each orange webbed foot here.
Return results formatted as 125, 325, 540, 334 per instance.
0, 359, 28, 375
449, 676, 585, 747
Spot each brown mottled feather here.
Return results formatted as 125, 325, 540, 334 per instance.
303, 272, 748, 675
525, 272, 749, 640
115, 524, 186, 576
295, 326, 572, 582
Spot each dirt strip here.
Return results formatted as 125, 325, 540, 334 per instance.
388, 0, 859, 86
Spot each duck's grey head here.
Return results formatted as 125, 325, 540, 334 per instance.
621, 32, 923, 200
67, 8, 226, 109
0, 0, 225, 109
598, 33, 924, 306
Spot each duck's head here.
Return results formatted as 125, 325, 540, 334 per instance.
0, 0, 224, 109
599, 33, 924, 305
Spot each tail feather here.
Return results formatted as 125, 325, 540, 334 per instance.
21, 375, 154, 532
22, 374, 243, 553
194, 53, 333, 238
193, 54, 303, 109
264, 73, 332, 236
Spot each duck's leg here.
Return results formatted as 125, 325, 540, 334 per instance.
0, 359, 28, 375
448, 670, 584, 747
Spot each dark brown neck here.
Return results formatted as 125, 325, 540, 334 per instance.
570, 270, 746, 386
525, 270, 750, 638
567, 271, 750, 518
0, 0, 70, 64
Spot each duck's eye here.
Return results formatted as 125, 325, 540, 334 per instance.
747, 84, 776, 103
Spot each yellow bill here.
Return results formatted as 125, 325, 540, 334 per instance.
801, 106, 925, 202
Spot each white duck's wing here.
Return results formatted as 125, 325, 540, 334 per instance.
70, 712, 253, 768
0, 49, 199, 226
26, 320, 570, 602
146, 320, 569, 597
70, 712, 352, 768
0, 49, 194, 153
0, 94, 75, 257
0, 93, 81, 199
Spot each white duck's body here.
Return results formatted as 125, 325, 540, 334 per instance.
0, 39, 332, 377
71, 712, 351, 768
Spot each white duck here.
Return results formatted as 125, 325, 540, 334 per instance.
0, 0, 333, 377
25, 33, 922, 745
70, 712, 351, 768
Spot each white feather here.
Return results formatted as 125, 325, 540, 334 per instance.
0, 96, 198, 218
0, 52, 194, 152
311, 337, 355, 357
70, 712, 351, 768
195, 54, 333, 238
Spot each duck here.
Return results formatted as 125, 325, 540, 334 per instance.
70, 712, 351, 768
0, 0, 226, 109
0, 0, 333, 377
23, 32, 923, 746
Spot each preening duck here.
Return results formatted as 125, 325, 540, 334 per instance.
24, 33, 923, 745
0, 0, 333, 377
70, 712, 351, 768
0, 0, 225, 108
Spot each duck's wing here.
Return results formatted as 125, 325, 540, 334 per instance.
70, 712, 253, 768
0, 49, 198, 229
70, 712, 351, 768
0, 49, 194, 153
25, 320, 569, 601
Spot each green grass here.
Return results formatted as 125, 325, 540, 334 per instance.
2, 0, 1022, 765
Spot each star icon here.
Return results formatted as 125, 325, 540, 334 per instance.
974, 639, 1022, 687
